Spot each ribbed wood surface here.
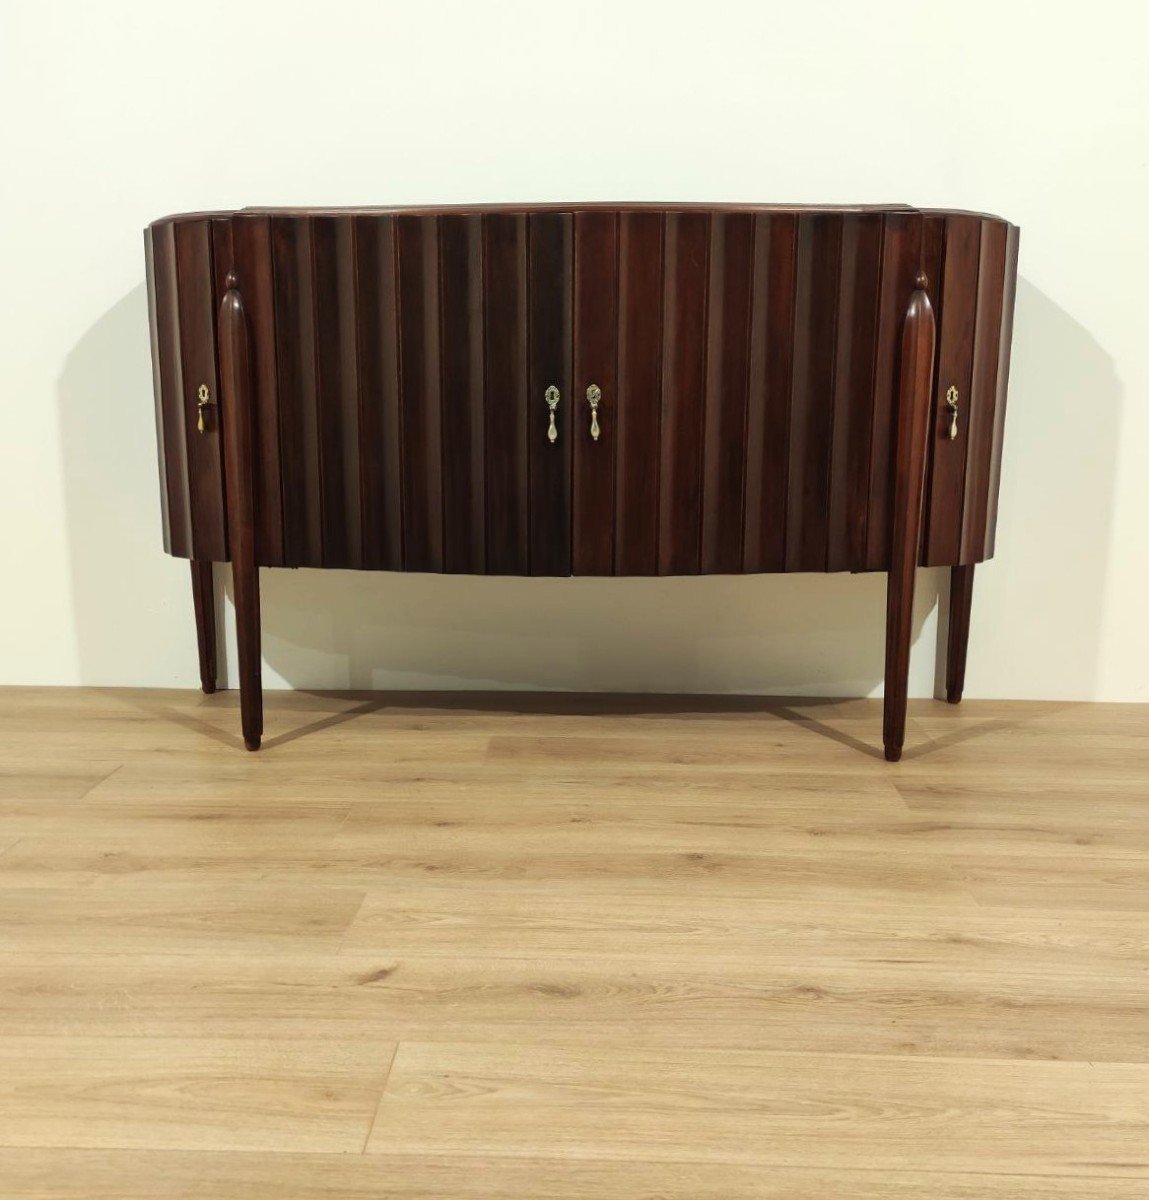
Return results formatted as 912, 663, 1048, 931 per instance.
146, 206, 1018, 575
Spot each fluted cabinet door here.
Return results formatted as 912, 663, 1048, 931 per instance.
527, 213, 573, 576
573, 211, 619, 575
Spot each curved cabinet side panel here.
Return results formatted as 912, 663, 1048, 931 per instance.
982, 223, 1020, 560
959, 219, 1010, 563
173, 219, 228, 562
923, 214, 981, 567
146, 219, 228, 562
145, 225, 181, 555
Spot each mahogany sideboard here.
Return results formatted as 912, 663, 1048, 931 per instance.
144, 203, 1019, 759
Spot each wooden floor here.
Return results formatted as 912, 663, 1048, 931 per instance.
0, 687, 1147, 1197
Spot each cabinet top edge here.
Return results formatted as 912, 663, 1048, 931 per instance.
146, 202, 1015, 227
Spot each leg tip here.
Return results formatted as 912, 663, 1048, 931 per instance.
884, 744, 902, 763
201, 681, 217, 695
244, 735, 261, 752
946, 687, 962, 705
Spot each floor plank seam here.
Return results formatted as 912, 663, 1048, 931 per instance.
360, 1042, 402, 1154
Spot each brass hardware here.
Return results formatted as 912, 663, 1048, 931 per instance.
196, 383, 215, 434
945, 385, 959, 441
545, 385, 560, 444
586, 383, 602, 441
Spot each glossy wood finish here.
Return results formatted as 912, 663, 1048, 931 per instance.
946, 563, 976, 704
657, 212, 710, 575
883, 278, 937, 762
189, 560, 216, 695
218, 275, 262, 752
146, 204, 1019, 756
572, 211, 618, 575
527, 213, 573, 576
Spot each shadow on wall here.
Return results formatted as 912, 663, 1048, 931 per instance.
57, 276, 1115, 702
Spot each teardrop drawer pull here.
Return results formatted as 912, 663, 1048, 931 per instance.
586, 384, 602, 441
545, 385, 560, 444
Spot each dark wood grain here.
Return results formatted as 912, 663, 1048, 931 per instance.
983, 223, 1020, 560
701, 213, 754, 574
218, 275, 263, 752
396, 215, 444, 573
658, 212, 710, 575
785, 215, 842, 571
354, 215, 403, 571
960, 219, 1009, 563
231, 215, 284, 566
527, 212, 573, 576
145, 223, 191, 557
174, 219, 228, 562
310, 216, 362, 569
614, 213, 664, 576
742, 213, 798, 573
440, 214, 487, 574
572, 211, 619, 576
482, 214, 530, 575
270, 217, 323, 567
826, 214, 883, 571
189, 559, 217, 694
946, 562, 975, 704
867, 212, 923, 570
922, 215, 980, 567
883, 277, 937, 762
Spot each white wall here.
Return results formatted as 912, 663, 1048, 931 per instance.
2, 0, 1146, 701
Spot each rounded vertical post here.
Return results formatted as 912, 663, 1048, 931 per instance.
219, 271, 263, 751
883, 272, 937, 762
946, 563, 975, 704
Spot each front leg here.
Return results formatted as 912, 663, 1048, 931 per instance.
883, 273, 937, 762
219, 271, 263, 751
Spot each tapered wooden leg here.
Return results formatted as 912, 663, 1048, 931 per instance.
219, 270, 263, 751
946, 563, 975, 704
883, 273, 937, 763
190, 560, 217, 694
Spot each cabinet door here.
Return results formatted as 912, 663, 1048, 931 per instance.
572, 211, 619, 575
146, 217, 228, 563
528, 213, 573, 575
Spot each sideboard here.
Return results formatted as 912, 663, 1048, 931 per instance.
145, 203, 1019, 759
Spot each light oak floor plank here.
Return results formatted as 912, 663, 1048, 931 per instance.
3, 1150, 1148, 1199
0, 1037, 395, 1152
370, 1041, 1149, 1174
